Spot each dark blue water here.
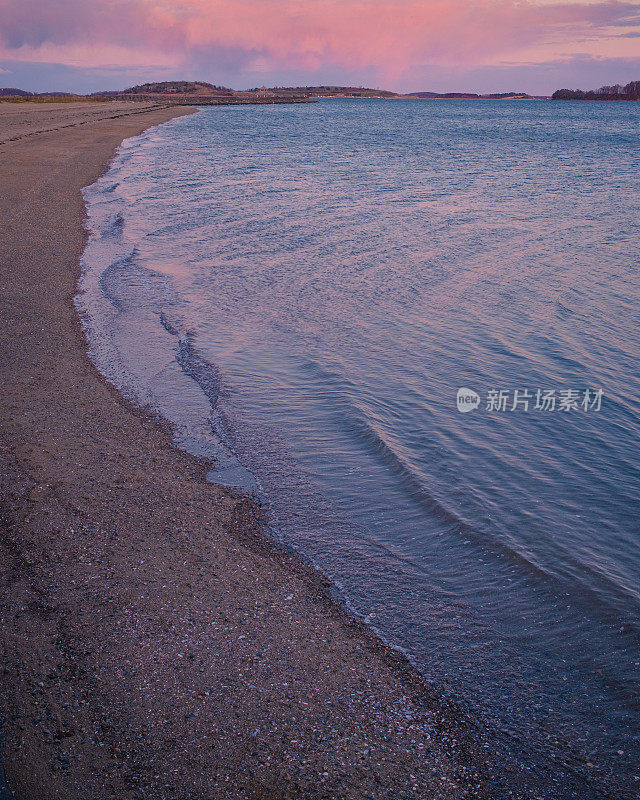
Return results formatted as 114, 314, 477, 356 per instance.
79, 100, 640, 795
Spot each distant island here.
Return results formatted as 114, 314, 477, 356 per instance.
0, 82, 314, 105
0, 82, 398, 104
552, 81, 640, 101
0, 81, 547, 104
404, 91, 547, 100
7, 79, 638, 104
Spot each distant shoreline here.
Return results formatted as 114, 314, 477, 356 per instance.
3, 76, 639, 104
2, 92, 554, 104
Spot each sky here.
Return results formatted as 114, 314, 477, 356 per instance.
1, 0, 639, 94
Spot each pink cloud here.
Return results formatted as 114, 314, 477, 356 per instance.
1, 0, 639, 81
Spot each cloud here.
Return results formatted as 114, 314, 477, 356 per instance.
404, 53, 640, 93
0, 0, 639, 89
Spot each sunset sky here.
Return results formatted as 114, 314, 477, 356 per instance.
1, 0, 639, 94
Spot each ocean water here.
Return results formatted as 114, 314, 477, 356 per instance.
79, 100, 640, 795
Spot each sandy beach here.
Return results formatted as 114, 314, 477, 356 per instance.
0, 102, 599, 800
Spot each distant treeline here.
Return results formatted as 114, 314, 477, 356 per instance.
405, 91, 534, 99
552, 81, 640, 100
116, 81, 234, 96
102, 82, 397, 99
253, 86, 398, 98
0, 88, 78, 98
0, 88, 115, 103
0, 87, 32, 96
0, 88, 116, 103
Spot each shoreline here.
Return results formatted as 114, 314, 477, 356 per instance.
0, 103, 610, 799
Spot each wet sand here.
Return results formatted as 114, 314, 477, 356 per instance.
0, 102, 598, 800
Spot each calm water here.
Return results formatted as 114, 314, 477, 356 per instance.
79, 100, 640, 795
